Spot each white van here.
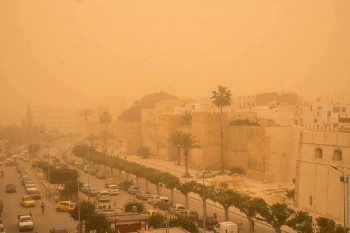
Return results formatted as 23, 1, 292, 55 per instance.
213, 221, 239, 233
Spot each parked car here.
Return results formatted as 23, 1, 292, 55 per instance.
25, 183, 36, 192
26, 188, 41, 200
80, 184, 92, 194
56, 201, 74, 211
213, 221, 239, 233
197, 216, 219, 230
21, 195, 35, 207
105, 178, 116, 187
176, 209, 199, 220
169, 203, 186, 215
107, 185, 119, 195
118, 180, 133, 190
196, 171, 215, 179
87, 187, 100, 197
6, 183, 16, 193
153, 199, 172, 211
127, 186, 140, 194
136, 191, 151, 201
96, 171, 107, 179
49, 228, 69, 233
147, 194, 160, 204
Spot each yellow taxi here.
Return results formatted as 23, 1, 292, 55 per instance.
56, 201, 74, 211
105, 178, 116, 187
142, 209, 158, 218
21, 195, 35, 207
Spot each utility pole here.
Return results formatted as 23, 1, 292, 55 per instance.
331, 166, 349, 233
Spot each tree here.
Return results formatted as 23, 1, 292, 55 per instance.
137, 146, 152, 159
211, 85, 231, 173
124, 200, 145, 213
162, 174, 180, 203
170, 131, 183, 165
85, 213, 109, 233
70, 199, 96, 222
287, 210, 313, 233
193, 183, 216, 222
237, 195, 269, 233
99, 111, 112, 151
179, 132, 201, 178
315, 217, 344, 233
259, 203, 294, 233
169, 216, 200, 233
211, 182, 240, 221
148, 213, 165, 229
80, 108, 93, 122
177, 181, 195, 209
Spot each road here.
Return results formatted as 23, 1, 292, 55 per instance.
0, 162, 76, 233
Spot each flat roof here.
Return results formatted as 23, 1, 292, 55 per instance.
138, 227, 190, 233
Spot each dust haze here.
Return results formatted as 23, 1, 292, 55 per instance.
1, 0, 350, 124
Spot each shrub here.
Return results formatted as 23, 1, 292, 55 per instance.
229, 166, 246, 175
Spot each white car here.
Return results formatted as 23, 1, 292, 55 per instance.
108, 185, 119, 195
97, 189, 110, 202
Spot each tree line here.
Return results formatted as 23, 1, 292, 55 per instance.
72, 144, 344, 233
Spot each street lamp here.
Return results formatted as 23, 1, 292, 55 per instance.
160, 196, 169, 233
202, 171, 211, 233
176, 144, 181, 165
331, 165, 349, 233
47, 146, 50, 202
119, 140, 122, 159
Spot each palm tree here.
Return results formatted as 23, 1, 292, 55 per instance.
80, 108, 93, 122
211, 85, 232, 173
179, 132, 201, 178
80, 109, 93, 135
99, 111, 112, 152
170, 131, 183, 165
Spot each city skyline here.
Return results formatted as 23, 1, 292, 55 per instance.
1, 0, 349, 124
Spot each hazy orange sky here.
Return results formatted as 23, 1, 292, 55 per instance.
1, 0, 349, 124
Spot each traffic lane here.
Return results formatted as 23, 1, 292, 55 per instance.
20, 162, 77, 232
135, 176, 278, 233
76, 166, 142, 210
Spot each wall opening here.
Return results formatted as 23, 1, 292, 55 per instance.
315, 148, 323, 159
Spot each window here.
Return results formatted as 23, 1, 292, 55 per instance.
314, 119, 317, 123
315, 148, 322, 159
309, 196, 313, 205
333, 107, 340, 113
333, 150, 342, 161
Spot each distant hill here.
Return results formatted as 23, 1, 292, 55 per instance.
118, 92, 178, 122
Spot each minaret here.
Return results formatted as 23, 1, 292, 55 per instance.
26, 104, 32, 129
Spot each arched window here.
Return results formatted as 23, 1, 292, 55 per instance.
333, 150, 342, 161
315, 148, 323, 159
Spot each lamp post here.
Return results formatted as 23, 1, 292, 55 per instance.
176, 144, 181, 165
87, 145, 90, 201
77, 178, 81, 233
119, 140, 122, 159
331, 165, 349, 233
47, 146, 50, 202
158, 196, 169, 232
202, 171, 210, 233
